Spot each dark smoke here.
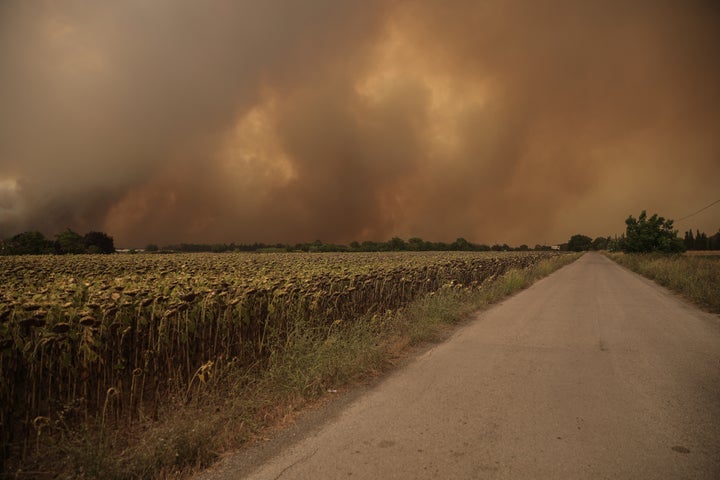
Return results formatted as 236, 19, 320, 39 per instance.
1, 0, 719, 246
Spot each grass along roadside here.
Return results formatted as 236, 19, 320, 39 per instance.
606, 252, 720, 313
30, 253, 580, 479
394, 253, 580, 346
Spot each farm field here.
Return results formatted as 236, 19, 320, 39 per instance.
0, 251, 559, 472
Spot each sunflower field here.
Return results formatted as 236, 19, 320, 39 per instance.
0, 251, 555, 462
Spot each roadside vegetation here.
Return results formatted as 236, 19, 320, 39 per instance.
0, 251, 579, 478
564, 211, 720, 254
602, 209, 719, 313
606, 253, 720, 313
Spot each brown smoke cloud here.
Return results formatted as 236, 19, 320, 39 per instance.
1, 0, 719, 247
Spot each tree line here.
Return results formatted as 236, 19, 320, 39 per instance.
1, 231, 552, 255
0, 229, 115, 255
683, 230, 720, 251
567, 211, 719, 254
147, 238, 551, 254
3, 211, 716, 255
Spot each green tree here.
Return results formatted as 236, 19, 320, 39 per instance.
621, 211, 685, 253
360, 240, 380, 251
451, 237, 472, 251
55, 228, 86, 254
710, 230, 720, 250
607, 237, 621, 252
567, 234, 593, 252
407, 237, 427, 251
696, 231, 709, 250
5, 231, 52, 254
591, 236, 609, 251
387, 237, 407, 251
84, 231, 115, 254
684, 230, 695, 251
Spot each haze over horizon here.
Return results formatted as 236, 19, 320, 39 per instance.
1, 0, 719, 248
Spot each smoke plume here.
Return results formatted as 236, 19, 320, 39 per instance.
1, 0, 719, 246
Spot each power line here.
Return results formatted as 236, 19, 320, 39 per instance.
675, 198, 720, 222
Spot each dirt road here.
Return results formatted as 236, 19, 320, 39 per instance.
200, 253, 720, 479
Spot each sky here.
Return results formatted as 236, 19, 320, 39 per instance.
1, 0, 719, 248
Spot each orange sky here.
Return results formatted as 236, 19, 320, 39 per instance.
1, 0, 719, 247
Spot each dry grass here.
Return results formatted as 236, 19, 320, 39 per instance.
606, 253, 720, 312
